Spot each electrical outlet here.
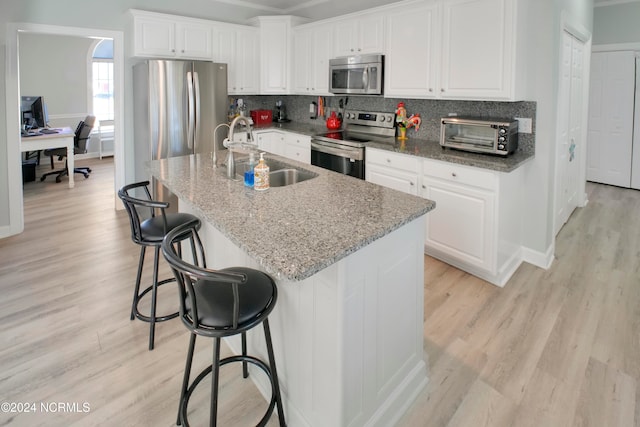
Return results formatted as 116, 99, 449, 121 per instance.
514, 117, 532, 134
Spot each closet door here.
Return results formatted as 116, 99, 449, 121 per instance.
586, 51, 635, 187
632, 56, 640, 190
555, 32, 587, 235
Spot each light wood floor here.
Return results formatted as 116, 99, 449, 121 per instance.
1, 157, 639, 426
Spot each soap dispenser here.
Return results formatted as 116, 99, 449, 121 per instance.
244, 152, 256, 187
253, 153, 270, 191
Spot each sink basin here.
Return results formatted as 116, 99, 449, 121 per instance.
269, 168, 316, 187
233, 157, 318, 187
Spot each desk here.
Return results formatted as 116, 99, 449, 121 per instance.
20, 127, 75, 188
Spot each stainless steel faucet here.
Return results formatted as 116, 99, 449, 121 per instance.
225, 115, 254, 178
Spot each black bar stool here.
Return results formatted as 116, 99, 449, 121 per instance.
162, 222, 286, 427
118, 181, 201, 350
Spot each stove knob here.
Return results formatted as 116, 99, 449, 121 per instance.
380, 116, 386, 122
387, 115, 394, 123
346, 113, 353, 119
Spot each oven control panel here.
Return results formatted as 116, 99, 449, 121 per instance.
343, 110, 396, 129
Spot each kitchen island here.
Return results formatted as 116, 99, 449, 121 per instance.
148, 152, 435, 427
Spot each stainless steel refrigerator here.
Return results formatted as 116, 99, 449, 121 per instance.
133, 60, 228, 205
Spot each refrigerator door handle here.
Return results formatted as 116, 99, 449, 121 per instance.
193, 71, 201, 152
186, 71, 195, 150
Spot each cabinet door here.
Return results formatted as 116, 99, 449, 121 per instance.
177, 22, 212, 59
293, 28, 312, 93
334, 19, 359, 56
358, 13, 385, 54
311, 24, 334, 93
260, 20, 289, 94
385, 0, 439, 98
213, 27, 237, 91
440, 0, 513, 99
367, 164, 419, 195
135, 17, 176, 57
284, 133, 311, 164
236, 29, 259, 94
334, 14, 384, 56
421, 176, 495, 272
254, 132, 274, 154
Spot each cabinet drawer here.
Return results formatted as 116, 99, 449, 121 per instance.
423, 159, 497, 190
367, 148, 420, 172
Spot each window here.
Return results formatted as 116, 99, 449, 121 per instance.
92, 39, 114, 121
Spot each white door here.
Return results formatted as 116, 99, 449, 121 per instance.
586, 51, 635, 187
633, 56, 640, 190
555, 31, 586, 235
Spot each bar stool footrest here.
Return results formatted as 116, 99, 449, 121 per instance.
133, 277, 180, 323
179, 355, 279, 427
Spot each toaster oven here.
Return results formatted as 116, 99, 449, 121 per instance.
440, 117, 518, 155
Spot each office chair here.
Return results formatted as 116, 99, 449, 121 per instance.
41, 115, 95, 183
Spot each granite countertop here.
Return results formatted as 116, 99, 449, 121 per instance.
147, 153, 435, 282
252, 121, 534, 173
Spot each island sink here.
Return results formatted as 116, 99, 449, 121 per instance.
235, 157, 318, 187
269, 168, 316, 187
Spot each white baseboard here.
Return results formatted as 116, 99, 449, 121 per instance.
521, 242, 555, 270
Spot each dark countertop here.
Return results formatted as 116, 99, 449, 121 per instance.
252, 121, 534, 173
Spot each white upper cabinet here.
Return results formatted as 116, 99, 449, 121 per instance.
292, 23, 333, 95
333, 11, 385, 57
212, 25, 259, 94
440, 0, 514, 99
132, 10, 213, 59
254, 16, 308, 94
384, 0, 439, 98
384, 0, 518, 101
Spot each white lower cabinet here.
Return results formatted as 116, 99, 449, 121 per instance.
421, 158, 523, 287
366, 147, 524, 287
283, 133, 311, 164
253, 130, 310, 164
254, 130, 284, 156
365, 148, 420, 195
421, 162, 496, 274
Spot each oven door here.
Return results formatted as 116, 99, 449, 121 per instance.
311, 139, 365, 179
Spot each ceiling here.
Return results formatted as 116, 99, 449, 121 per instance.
212, 0, 398, 19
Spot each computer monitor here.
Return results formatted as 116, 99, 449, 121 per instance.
21, 96, 48, 129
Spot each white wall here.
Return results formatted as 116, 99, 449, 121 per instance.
19, 33, 92, 120
593, 2, 640, 45
517, 0, 593, 260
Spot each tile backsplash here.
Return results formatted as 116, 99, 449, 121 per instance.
238, 95, 536, 156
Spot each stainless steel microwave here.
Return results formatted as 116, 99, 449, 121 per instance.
329, 54, 383, 95
440, 117, 519, 156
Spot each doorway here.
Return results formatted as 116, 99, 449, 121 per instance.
4, 23, 124, 237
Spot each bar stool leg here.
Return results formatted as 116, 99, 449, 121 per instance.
263, 319, 286, 426
241, 332, 249, 378
211, 337, 222, 427
149, 246, 161, 350
131, 246, 146, 320
177, 333, 197, 426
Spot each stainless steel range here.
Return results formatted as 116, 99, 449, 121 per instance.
311, 109, 396, 179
